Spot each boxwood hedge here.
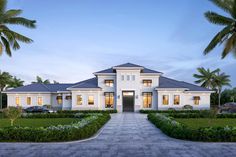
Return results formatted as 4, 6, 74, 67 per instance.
57, 110, 117, 114
148, 113, 236, 142
0, 113, 110, 142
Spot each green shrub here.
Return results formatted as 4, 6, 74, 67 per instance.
57, 110, 117, 114
0, 113, 110, 142
182, 105, 193, 110
21, 113, 78, 118
148, 113, 236, 142
139, 109, 204, 114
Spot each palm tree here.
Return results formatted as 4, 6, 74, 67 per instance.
214, 71, 231, 107
8, 76, 24, 88
204, 0, 236, 59
0, 71, 12, 109
32, 76, 50, 84
193, 67, 220, 89
0, 0, 36, 56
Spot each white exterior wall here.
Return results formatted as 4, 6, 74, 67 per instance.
157, 91, 211, 110
71, 90, 100, 110
7, 93, 51, 109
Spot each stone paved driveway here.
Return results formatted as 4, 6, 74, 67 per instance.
0, 113, 236, 157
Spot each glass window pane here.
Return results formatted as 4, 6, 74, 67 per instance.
38, 97, 43, 105
143, 92, 152, 108
88, 96, 94, 105
27, 97, 31, 105
174, 95, 180, 105
56, 96, 63, 105
16, 96, 20, 106
163, 95, 169, 105
77, 95, 82, 105
105, 92, 114, 108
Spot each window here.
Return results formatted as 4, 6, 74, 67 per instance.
127, 75, 130, 81
193, 96, 200, 105
65, 95, 72, 100
121, 75, 124, 81
162, 95, 169, 105
174, 95, 180, 105
105, 92, 114, 108
37, 97, 43, 105
26, 97, 31, 105
132, 75, 135, 81
15, 96, 20, 106
77, 95, 82, 105
105, 80, 114, 87
88, 96, 94, 105
143, 92, 152, 108
56, 96, 63, 105
143, 80, 152, 87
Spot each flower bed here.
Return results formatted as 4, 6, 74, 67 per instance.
0, 113, 110, 142
148, 113, 236, 142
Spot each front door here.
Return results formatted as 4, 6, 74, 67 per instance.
122, 91, 134, 112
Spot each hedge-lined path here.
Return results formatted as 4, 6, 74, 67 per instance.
1, 113, 236, 157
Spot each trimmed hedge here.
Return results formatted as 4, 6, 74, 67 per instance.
21, 113, 77, 118
57, 110, 117, 114
148, 113, 236, 142
0, 113, 110, 142
140, 109, 206, 114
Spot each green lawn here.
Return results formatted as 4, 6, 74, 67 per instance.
0, 118, 78, 128
176, 118, 236, 129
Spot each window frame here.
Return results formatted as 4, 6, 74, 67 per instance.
104, 80, 114, 87
173, 95, 180, 105
104, 92, 114, 108
37, 96, 43, 105
88, 95, 94, 105
56, 96, 63, 105
77, 95, 82, 105
143, 80, 152, 87
193, 96, 200, 105
26, 96, 32, 105
15, 96, 20, 106
162, 95, 169, 105
142, 92, 152, 108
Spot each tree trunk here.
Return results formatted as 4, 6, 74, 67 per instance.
0, 90, 2, 110
218, 88, 221, 108
10, 119, 14, 126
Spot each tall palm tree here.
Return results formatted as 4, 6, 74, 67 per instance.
32, 76, 50, 84
214, 72, 231, 107
193, 67, 220, 89
204, 0, 236, 59
0, 0, 36, 56
0, 71, 12, 109
8, 76, 24, 88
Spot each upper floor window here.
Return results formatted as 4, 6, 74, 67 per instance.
121, 75, 124, 81
105, 92, 114, 108
88, 96, 94, 105
174, 95, 180, 105
143, 80, 152, 87
193, 96, 200, 105
105, 80, 114, 87
77, 95, 82, 105
127, 75, 130, 81
143, 92, 152, 108
132, 75, 135, 81
26, 97, 31, 105
162, 95, 169, 105
56, 96, 63, 105
15, 96, 20, 106
37, 97, 43, 105
65, 95, 72, 100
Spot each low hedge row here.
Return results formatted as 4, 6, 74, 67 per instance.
21, 113, 77, 118
140, 109, 206, 114
57, 110, 117, 114
148, 113, 236, 142
0, 113, 110, 142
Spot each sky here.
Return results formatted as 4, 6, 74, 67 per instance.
0, 0, 236, 87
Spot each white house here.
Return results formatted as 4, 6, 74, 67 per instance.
5, 63, 213, 112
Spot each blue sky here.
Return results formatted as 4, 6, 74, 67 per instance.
0, 0, 235, 87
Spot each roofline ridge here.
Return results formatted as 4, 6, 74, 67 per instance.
160, 76, 188, 89
40, 83, 51, 91
68, 77, 97, 88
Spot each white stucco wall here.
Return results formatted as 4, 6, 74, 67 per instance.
7, 93, 51, 108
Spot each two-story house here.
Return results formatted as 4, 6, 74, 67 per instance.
5, 63, 213, 112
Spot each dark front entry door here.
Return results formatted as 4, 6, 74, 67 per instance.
122, 91, 134, 112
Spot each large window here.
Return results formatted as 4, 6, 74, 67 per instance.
105, 92, 114, 108
127, 75, 130, 81
15, 96, 20, 106
88, 96, 94, 105
77, 95, 82, 105
121, 75, 124, 81
143, 80, 152, 87
56, 96, 63, 105
174, 95, 180, 105
143, 92, 152, 108
162, 95, 169, 105
105, 80, 114, 87
132, 75, 135, 81
193, 96, 200, 105
26, 97, 31, 105
37, 97, 43, 105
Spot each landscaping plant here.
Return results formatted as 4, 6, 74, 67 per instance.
3, 106, 22, 126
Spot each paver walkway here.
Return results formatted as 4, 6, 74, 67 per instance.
0, 113, 236, 157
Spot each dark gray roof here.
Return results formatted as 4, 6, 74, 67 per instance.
95, 63, 162, 74
158, 77, 211, 91
5, 83, 74, 93
69, 77, 100, 89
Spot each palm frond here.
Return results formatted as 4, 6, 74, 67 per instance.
0, 0, 6, 14
4, 17, 36, 28
1, 36, 11, 56
204, 11, 234, 25
0, 41, 3, 55
204, 26, 231, 54
4, 9, 22, 18
221, 33, 236, 58
4, 30, 33, 43
210, 0, 235, 17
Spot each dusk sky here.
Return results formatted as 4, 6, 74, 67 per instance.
0, 0, 235, 87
